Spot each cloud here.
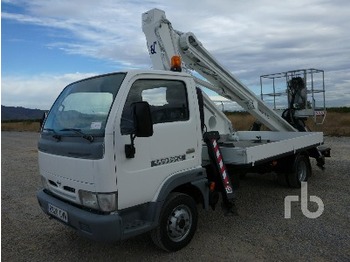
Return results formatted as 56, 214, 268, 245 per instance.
2, 0, 350, 108
324, 69, 350, 107
1, 73, 96, 110
2, 0, 154, 67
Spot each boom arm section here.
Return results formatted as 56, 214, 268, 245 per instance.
142, 8, 296, 132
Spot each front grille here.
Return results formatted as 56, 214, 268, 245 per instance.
63, 186, 75, 193
48, 180, 58, 187
48, 179, 76, 193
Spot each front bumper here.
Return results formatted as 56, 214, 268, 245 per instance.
37, 189, 122, 242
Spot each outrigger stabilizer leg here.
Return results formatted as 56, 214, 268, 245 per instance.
204, 131, 238, 216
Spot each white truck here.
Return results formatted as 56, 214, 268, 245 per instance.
37, 9, 330, 252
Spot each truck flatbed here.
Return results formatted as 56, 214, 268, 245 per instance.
203, 131, 324, 166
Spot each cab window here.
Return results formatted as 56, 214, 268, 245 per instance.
120, 79, 189, 135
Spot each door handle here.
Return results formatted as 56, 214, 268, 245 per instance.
186, 148, 195, 154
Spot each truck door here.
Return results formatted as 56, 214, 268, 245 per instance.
117, 77, 201, 209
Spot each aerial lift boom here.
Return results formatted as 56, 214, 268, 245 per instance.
142, 8, 296, 132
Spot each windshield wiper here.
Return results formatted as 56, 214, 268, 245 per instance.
60, 128, 94, 143
43, 128, 61, 141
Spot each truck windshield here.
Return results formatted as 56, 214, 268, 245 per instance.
43, 73, 126, 136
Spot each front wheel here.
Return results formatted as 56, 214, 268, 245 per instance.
151, 192, 198, 252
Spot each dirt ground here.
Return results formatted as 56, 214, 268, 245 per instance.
1, 132, 350, 261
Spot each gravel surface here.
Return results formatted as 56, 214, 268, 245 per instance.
1, 132, 350, 261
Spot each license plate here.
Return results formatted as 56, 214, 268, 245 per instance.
48, 203, 68, 223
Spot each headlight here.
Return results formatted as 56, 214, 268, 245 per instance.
79, 190, 117, 212
97, 193, 117, 212
79, 190, 99, 210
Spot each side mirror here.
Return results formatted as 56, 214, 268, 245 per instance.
132, 101, 153, 137
125, 102, 153, 159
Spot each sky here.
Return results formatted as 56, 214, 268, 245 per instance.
2, 0, 350, 110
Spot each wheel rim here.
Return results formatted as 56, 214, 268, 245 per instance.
167, 204, 192, 242
297, 160, 307, 182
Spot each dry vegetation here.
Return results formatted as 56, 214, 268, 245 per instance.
1, 121, 41, 132
306, 112, 350, 136
227, 111, 350, 136
2, 111, 349, 136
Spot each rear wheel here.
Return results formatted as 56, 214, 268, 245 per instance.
151, 192, 198, 252
287, 154, 311, 188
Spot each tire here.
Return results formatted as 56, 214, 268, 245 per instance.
151, 192, 198, 252
286, 154, 311, 188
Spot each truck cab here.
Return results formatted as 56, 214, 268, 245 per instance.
37, 70, 208, 250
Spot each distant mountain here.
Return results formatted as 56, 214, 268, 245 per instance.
1, 106, 47, 121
